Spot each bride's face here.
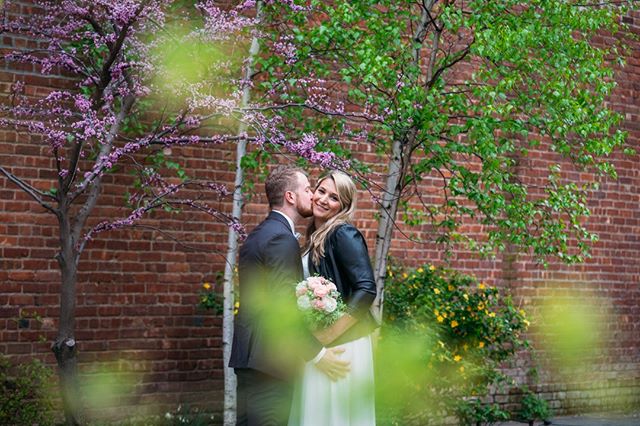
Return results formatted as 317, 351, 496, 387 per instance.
312, 178, 342, 223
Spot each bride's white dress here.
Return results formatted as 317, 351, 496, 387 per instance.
288, 254, 376, 426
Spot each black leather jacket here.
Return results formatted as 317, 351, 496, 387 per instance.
308, 223, 378, 346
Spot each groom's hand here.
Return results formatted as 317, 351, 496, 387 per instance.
315, 348, 350, 381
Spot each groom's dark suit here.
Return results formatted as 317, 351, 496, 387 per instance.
230, 211, 322, 426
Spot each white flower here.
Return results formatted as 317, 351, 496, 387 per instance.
297, 295, 311, 310
323, 296, 337, 313
295, 281, 308, 296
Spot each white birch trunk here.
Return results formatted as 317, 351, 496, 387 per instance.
222, 3, 262, 424
371, 2, 434, 323
371, 137, 408, 323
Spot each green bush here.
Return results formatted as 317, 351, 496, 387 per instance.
456, 399, 510, 426
0, 354, 54, 426
517, 387, 552, 425
378, 262, 530, 425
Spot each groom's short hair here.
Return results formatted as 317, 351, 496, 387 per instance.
265, 165, 307, 208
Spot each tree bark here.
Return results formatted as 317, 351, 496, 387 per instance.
222, 2, 262, 424
371, 134, 413, 322
53, 203, 83, 425
371, 1, 436, 322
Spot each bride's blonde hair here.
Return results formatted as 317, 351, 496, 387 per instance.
306, 170, 357, 265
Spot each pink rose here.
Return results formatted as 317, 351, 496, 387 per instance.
313, 285, 330, 298
313, 299, 325, 310
307, 276, 325, 289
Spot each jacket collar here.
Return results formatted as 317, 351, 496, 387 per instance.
268, 210, 296, 235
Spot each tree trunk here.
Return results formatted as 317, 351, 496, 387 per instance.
371, 135, 413, 322
222, 3, 262, 424
371, 1, 434, 322
53, 207, 83, 425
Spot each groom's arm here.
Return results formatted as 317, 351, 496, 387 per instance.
263, 233, 325, 362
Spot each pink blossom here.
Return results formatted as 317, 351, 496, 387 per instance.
306, 276, 324, 290
313, 286, 330, 298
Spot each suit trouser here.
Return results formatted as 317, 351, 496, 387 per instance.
235, 368, 293, 426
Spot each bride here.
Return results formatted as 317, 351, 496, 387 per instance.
289, 170, 378, 426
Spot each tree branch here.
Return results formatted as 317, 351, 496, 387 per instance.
71, 93, 136, 245
0, 166, 57, 213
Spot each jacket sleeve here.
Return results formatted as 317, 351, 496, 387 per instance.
333, 225, 377, 319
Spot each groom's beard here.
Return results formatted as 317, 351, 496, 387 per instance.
297, 203, 313, 218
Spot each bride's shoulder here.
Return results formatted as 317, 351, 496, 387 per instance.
333, 223, 363, 240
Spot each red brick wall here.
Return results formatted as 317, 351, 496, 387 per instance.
1, 1, 639, 421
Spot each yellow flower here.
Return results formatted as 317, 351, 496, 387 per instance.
433, 288, 441, 295
417, 267, 424, 273
448, 285, 454, 291
477, 302, 485, 311
463, 293, 469, 301
402, 272, 408, 278
442, 312, 448, 319
429, 265, 436, 271
488, 312, 496, 318
433, 309, 439, 316
203, 282, 211, 290
478, 283, 486, 290
451, 320, 459, 328
234, 301, 240, 308
437, 315, 444, 323
523, 319, 530, 327
519, 309, 526, 316
453, 355, 462, 362
389, 271, 393, 277
478, 341, 485, 348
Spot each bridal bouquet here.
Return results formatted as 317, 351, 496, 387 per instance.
295, 276, 346, 329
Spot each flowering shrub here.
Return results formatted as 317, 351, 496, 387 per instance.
380, 262, 530, 425
295, 276, 346, 329
198, 281, 224, 315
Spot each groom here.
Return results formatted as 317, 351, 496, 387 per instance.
230, 165, 350, 426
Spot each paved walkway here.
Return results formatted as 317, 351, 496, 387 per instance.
497, 413, 640, 426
